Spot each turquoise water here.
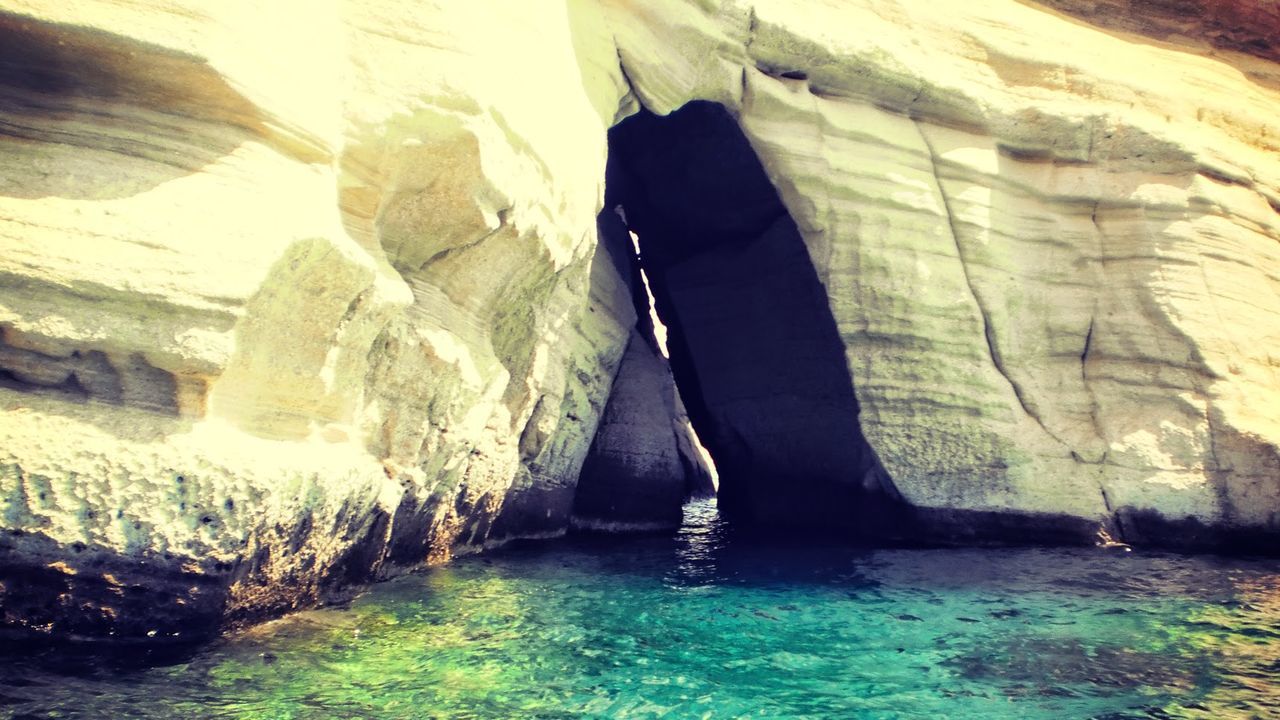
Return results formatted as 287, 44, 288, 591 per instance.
4, 500, 1280, 719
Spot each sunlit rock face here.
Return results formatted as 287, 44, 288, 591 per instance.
0, 0, 1278, 643
0, 1, 638, 644
601, 0, 1280, 548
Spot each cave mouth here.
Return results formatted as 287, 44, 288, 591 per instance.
602, 100, 902, 534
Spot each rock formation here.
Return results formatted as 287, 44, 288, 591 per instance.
572, 329, 693, 532
1034, 0, 1280, 65
606, 102, 900, 531
572, 203, 716, 531
0, 0, 1277, 644
0, 0, 640, 645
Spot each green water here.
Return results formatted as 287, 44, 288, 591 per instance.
4, 500, 1280, 719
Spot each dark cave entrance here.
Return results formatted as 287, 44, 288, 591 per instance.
600, 101, 901, 533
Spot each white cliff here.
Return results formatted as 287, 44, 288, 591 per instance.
0, 0, 1276, 642
602, 0, 1280, 543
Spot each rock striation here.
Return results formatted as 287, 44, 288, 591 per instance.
0, 0, 1278, 644
0, 0, 640, 645
599, 0, 1280, 549
1033, 0, 1280, 65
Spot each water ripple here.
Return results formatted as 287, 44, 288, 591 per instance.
3, 500, 1280, 719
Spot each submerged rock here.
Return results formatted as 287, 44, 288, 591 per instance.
0, 0, 1277, 643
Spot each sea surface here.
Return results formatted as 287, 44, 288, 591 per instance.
3, 500, 1279, 719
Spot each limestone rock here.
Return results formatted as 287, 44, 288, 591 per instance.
572, 330, 691, 532
1034, 0, 1280, 65
0, 0, 1277, 645
0, 0, 636, 644
673, 390, 718, 501
600, 0, 1280, 547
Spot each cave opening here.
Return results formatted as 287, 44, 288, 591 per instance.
601, 100, 903, 535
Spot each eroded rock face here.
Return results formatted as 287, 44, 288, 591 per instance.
1034, 0, 1280, 65
0, 0, 1278, 644
572, 330, 690, 532
605, 102, 899, 531
571, 209, 714, 531
598, 0, 1280, 549
0, 0, 637, 644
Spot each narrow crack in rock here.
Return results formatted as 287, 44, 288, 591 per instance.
1098, 483, 1129, 543
614, 45, 636, 97
1078, 317, 1110, 460
740, 8, 759, 105
1202, 407, 1235, 528
1084, 202, 1109, 449
914, 118, 1070, 450
1086, 201, 1124, 536
611, 42, 642, 122
1082, 314, 1121, 535
1098, 483, 1114, 514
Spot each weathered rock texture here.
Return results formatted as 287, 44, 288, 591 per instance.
1033, 0, 1280, 65
572, 329, 694, 532
718, 1, 1280, 549
606, 102, 900, 531
0, 0, 1278, 643
563, 205, 713, 532
0, 0, 639, 645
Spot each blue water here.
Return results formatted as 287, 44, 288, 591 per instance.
3, 500, 1279, 719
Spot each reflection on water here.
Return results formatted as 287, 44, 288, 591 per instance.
3, 499, 1280, 719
